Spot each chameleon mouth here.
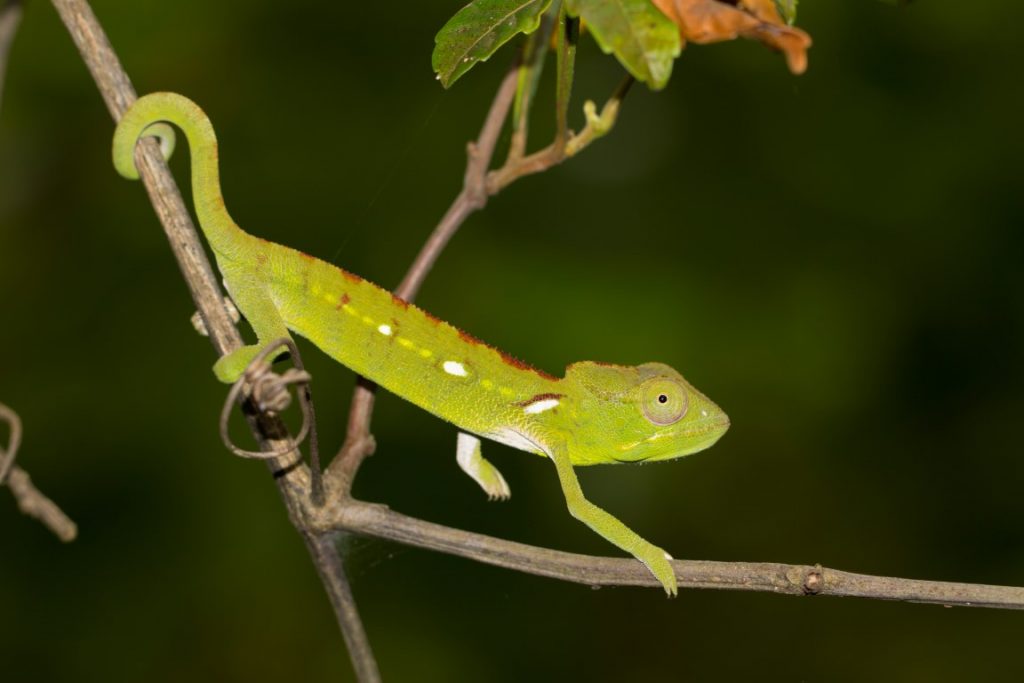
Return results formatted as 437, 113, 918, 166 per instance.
613, 412, 730, 463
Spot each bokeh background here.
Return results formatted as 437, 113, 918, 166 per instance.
2, 1, 1023, 680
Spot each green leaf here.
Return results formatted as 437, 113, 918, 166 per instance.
433, 0, 555, 88
565, 0, 680, 90
774, 0, 798, 24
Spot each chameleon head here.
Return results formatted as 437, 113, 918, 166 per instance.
559, 361, 729, 465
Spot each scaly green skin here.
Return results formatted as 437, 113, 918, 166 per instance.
112, 92, 730, 595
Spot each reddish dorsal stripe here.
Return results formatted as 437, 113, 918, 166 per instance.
458, 329, 484, 346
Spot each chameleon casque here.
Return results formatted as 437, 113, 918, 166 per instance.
112, 92, 730, 595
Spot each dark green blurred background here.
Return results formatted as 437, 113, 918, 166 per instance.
2, 1, 1023, 680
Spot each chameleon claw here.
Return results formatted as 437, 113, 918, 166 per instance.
640, 545, 678, 597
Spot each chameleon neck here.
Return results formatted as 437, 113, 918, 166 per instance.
112, 93, 250, 258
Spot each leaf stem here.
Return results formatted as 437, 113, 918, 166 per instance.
554, 9, 578, 149
509, 5, 558, 161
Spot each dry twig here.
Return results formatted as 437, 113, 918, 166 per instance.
1, 403, 78, 542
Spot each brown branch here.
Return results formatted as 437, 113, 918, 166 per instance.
0, 0, 24, 114
4, 466, 79, 542
320, 500, 1024, 610
48, 1, 378, 679
304, 534, 381, 683
1, 403, 78, 541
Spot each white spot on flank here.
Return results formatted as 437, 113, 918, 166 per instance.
523, 398, 560, 414
443, 361, 468, 377
701, 410, 708, 417
377, 324, 392, 336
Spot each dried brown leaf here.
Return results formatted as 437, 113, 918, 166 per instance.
651, 0, 812, 74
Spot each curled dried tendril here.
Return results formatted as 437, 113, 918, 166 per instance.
0, 402, 23, 486
219, 338, 314, 461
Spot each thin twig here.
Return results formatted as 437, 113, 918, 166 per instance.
1, 403, 78, 541
487, 74, 634, 193
320, 500, 1024, 610
4, 466, 79, 541
554, 10, 578, 149
305, 534, 381, 683
0, 401, 20, 485
509, 8, 556, 161
397, 58, 522, 301
0, 0, 23, 114
327, 56, 522, 495
49, 1, 376, 678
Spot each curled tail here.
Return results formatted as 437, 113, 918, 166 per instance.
112, 92, 247, 254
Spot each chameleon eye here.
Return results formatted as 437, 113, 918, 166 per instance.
641, 378, 688, 426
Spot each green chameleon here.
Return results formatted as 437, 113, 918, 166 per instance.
112, 92, 730, 595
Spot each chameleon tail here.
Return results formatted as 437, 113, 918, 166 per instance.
112, 92, 249, 256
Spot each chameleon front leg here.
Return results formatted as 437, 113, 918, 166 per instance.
456, 432, 511, 500
213, 265, 292, 383
548, 447, 678, 596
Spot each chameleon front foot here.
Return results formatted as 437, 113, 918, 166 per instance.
456, 432, 511, 501
639, 546, 678, 597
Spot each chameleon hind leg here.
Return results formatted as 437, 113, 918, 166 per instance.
212, 264, 293, 383
456, 432, 511, 501
548, 447, 678, 596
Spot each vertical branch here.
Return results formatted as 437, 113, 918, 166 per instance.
305, 535, 381, 683
48, 1, 378, 678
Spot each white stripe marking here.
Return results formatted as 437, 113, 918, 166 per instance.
377, 324, 392, 336
443, 361, 468, 377
523, 398, 560, 414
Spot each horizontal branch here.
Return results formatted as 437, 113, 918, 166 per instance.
322, 500, 1024, 610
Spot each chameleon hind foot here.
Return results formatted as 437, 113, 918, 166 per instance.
456, 432, 511, 501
